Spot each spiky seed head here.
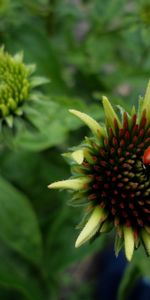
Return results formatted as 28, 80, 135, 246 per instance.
49, 81, 150, 261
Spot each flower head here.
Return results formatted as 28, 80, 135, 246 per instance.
49, 81, 150, 261
0, 47, 48, 128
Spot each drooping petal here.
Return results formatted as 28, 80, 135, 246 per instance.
75, 206, 107, 248
69, 109, 103, 138
71, 148, 94, 165
124, 227, 134, 261
48, 178, 89, 191
71, 149, 84, 164
63, 148, 92, 165
141, 229, 150, 255
102, 96, 121, 132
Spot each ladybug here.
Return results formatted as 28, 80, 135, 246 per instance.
143, 147, 150, 167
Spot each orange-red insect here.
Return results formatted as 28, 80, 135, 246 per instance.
143, 147, 150, 165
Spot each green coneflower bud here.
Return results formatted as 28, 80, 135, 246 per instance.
0, 47, 48, 128
48, 80, 150, 261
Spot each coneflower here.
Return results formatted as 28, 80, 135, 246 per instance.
0, 47, 48, 129
49, 81, 150, 261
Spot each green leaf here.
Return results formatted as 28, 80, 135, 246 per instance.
0, 242, 44, 300
14, 122, 67, 151
13, 97, 102, 151
0, 176, 43, 266
30, 76, 50, 88
45, 203, 107, 278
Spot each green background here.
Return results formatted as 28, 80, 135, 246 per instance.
0, 0, 150, 299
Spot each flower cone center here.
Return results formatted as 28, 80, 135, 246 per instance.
84, 112, 150, 231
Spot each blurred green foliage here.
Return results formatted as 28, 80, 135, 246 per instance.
0, 0, 150, 299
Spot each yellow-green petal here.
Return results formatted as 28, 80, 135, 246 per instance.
102, 96, 121, 132
124, 227, 134, 261
71, 149, 84, 164
69, 109, 103, 138
75, 206, 106, 248
48, 178, 89, 191
71, 148, 94, 165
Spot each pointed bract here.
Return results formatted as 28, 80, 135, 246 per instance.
131, 105, 136, 117
84, 149, 95, 164
141, 80, 150, 124
115, 235, 123, 257
141, 229, 150, 255
102, 96, 121, 132
48, 178, 89, 191
5, 115, 13, 128
14, 51, 24, 63
75, 206, 106, 247
100, 221, 112, 233
145, 226, 150, 234
69, 109, 103, 138
124, 227, 134, 261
